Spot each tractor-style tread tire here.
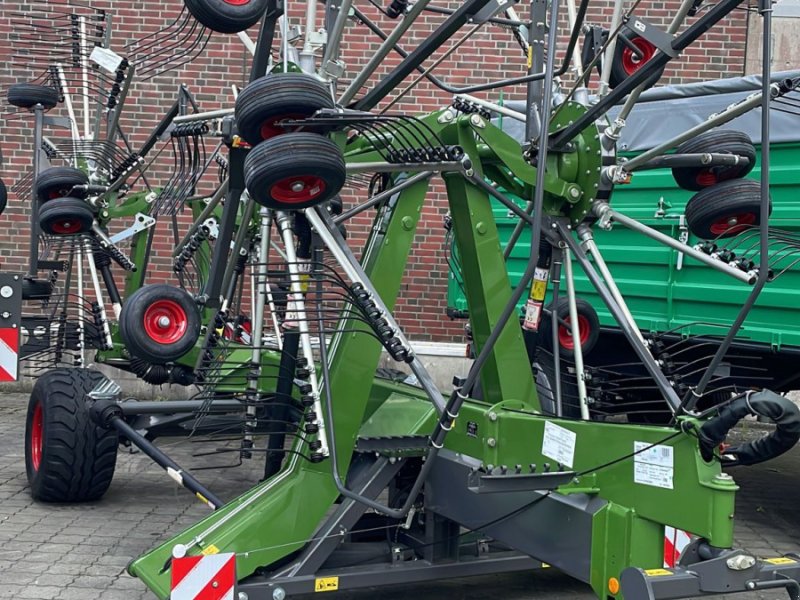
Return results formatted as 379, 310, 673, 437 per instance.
538, 297, 600, 359
684, 178, 770, 239
7, 83, 59, 110
38, 197, 94, 236
184, 0, 269, 34
235, 73, 334, 145
25, 368, 118, 502
119, 284, 201, 364
672, 130, 757, 192
35, 167, 89, 202
244, 132, 346, 210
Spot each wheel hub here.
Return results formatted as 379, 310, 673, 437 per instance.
143, 300, 189, 345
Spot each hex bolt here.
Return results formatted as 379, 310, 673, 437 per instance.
272, 587, 286, 600
487, 437, 497, 448
726, 554, 756, 570
488, 411, 497, 422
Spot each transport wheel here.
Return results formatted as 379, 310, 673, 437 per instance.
38, 197, 94, 236
25, 368, 118, 502
119, 284, 201, 364
608, 35, 664, 90
184, 0, 269, 34
35, 167, 89, 202
684, 179, 769, 239
21, 277, 54, 300
244, 132, 346, 210
235, 73, 334, 145
539, 297, 600, 359
533, 349, 583, 419
7, 83, 59, 110
0, 178, 7, 215
671, 130, 757, 191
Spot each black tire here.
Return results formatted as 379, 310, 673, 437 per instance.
119, 284, 201, 364
22, 278, 53, 300
608, 34, 664, 90
184, 0, 268, 34
533, 349, 583, 418
25, 368, 118, 502
244, 132, 346, 210
235, 73, 334, 145
35, 167, 89, 202
539, 297, 600, 358
39, 197, 94, 236
0, 178, 7, 215
671, 130, 756, 192
684, 179, 770, 240
7, 83, 59, 110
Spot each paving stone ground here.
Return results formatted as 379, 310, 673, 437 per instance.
1, 391, 799, 600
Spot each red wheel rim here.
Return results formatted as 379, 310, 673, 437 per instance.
621, 37, 656, 76
695, 170, 718, 187
709, 212, 756, 236
260, 113, 305, 140
270, 175, 326, 204
31, 402, 43, 471
143, 299, 188, 345
223, 0, 250, 4
48, 190, 64, 200
50, 219, 83, 235
558, 314, 591, 350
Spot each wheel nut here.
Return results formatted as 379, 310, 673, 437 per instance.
291, 181, 305, 192
728, 217, 738, 226
158, 316, 171, 328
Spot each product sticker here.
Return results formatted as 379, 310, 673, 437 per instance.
542, 421, 576, 468
523, 300, 542, 331
634, 442, 674, 489
315, 577, 339, 592
466, 421, 478, 438
644, 569, 672, 577
90, 46, 124, 73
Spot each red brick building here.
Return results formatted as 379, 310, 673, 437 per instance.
0, 0, 749, 343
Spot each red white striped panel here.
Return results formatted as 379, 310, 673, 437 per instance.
664, 527, 693, 568
171, 552, 236, 600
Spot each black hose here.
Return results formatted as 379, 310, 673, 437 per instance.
697, 390, 800, 466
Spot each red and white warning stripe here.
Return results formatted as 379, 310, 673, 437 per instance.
171, 552, 236, 600
664, 527, 693, 568
0, 328, 19, 382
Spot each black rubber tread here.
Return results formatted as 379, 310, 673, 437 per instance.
184, 0, 269, 34
25, 368, 118, 502
684, 178, 770, 240
538, 297, 600, 359
244, 132, 346, 210
38, 197, 94, 236
35, 167, 89, 202
22, 277, 54, 300
0, 178, 7, 215
119, 284, 201, 364
7, 83, 59, 110
534, 349, 583, 418
608, 35, 664, 91
672, 130, 757, 192
235, 73, 334, 145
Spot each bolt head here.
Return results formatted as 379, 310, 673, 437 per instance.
158, 316, 171, 328
291, 181, 305, 192
272, 587, 286, 600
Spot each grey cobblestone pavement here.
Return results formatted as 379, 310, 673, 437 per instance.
1, 391, 798, 600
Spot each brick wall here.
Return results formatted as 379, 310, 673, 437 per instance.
0, 0, 748, 344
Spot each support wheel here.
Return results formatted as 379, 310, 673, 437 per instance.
684, 179, 770, 239
671, 130, 757, 191
0, 178, 7, 215
35, 167, 89, 202
244, 132, 346, 209
39, 197, 94, 236
184, 0, 269, 34
608, 35, 664, 90
235, 73, 334, 145
7, 83, 59, 110
25, 368, 118, 502
119, 284, 201, 364
539, 297, 600, 358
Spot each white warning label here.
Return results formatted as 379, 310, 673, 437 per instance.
542, 421, 576, 468
634, 441, 674, 489
90, 46, 124, 73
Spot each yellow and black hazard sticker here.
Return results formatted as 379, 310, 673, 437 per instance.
201, 544, 220, 556
315, 576, 339, 592
644, 569, 673, 577
764, 557, 797, 565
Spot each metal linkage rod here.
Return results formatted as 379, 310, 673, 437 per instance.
334, 172, 433, 224
307, 206, 447, 416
